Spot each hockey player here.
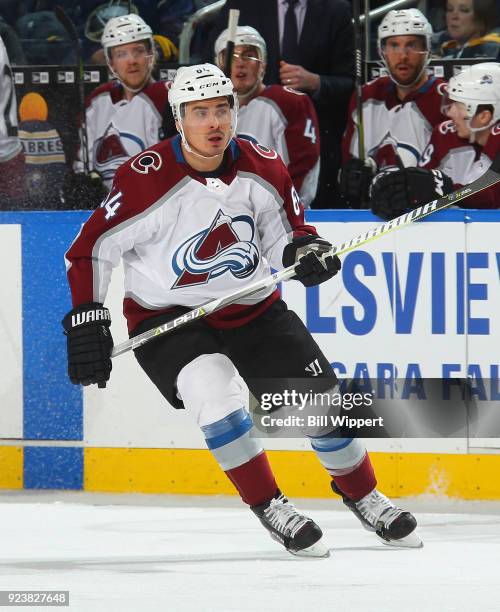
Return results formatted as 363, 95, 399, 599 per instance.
371, 62, 500, 219
63, 14, 176, 209
0, 34, 24, 209
214, 26, 320, 207
339, 9, 447, 208
62, 63, 421, 556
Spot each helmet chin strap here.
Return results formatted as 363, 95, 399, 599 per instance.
465, 118, 496, 144
236, 74, 264, 105
178, 122, 231, 160
382, 51, 429, 91
107, 55, 155, 95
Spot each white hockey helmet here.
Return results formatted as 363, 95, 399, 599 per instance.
169, 64, 238, 155
214, 25, 267, 66
101, 14, 153, 51
170, 63, 237, 119
445, 62, 500, 124
378, 9, 432, 55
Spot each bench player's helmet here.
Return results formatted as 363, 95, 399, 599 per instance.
378, 9, 432, 88
214, 25, 267, 65
214, 26, 267, 100
443, 62, 500, 137
169, 63, 238, 157
101, 14, 154, 92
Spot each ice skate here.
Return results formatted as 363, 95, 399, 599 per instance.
252, 491, 329, 558
332, 482, 422, 548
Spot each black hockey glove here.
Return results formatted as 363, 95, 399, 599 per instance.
60, 172, 108, 210
62, 302, 113, 388
283, 235, 341, 287
338, 157, 376, 207
371, 167, 454, 220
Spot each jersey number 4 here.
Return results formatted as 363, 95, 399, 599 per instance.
304, 118, 317, 144
101, 190, 123, 220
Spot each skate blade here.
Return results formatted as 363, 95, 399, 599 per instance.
290, 539, 330, 558
380, 530, 423, 549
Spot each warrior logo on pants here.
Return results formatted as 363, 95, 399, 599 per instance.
171, 210, 260, 288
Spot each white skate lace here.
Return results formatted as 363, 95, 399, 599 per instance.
355, 490, 403, 528
263, 495, 309, 538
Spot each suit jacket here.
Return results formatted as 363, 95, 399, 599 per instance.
208, 0, 354, 206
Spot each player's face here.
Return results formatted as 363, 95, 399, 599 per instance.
181, 97, 233, 156
446, 100, 492, 138
109, 41, 153, 90
446, 100, 471, 137
446, 0, 482, 43
382, 35, 427, 86
225, 45, 264, 95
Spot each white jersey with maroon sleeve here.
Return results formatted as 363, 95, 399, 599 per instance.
65, 136, 318, 333
342, 76, 447, 168
236, 85, 320, 207
0, 35, 22, 163
74, 80, 171, 188
419, 120, 500, 209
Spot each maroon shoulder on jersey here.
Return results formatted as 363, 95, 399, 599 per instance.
234, 138, 317, 239
85, 81, 124, 108
141, 81, 170, 114
260, 85, 315, 121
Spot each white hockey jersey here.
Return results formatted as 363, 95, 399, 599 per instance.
237, 85, 320, 206
0, 35, 22, 164
342, 76, 447, 168
65, 136, 318, 332
75, 80, 173, 188
419, 120, 500, 209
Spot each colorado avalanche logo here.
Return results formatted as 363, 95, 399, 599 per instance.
171, 210, 259, 288
94, 122, 146, 181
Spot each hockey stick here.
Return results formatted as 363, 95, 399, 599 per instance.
223, 9, 240, 78
352, 0, 365, 161
111, 154, 500, 358
54, 5, 90, 175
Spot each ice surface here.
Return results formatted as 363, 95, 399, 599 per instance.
0, 492, 499, 612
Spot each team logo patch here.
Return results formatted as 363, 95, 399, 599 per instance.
480, 74, 493, 85
131, 150, 162, 174
171, 210, 259, 288
249, 141, 278, 159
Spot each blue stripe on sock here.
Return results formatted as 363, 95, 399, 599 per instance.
309, 436, 354, 453
202, 409, 254, 450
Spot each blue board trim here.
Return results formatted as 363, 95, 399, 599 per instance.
305, 209, 500, 223
0, 212, 90, 489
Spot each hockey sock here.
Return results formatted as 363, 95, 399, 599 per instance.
225, 452, 278, 506
332, 453, 377, 501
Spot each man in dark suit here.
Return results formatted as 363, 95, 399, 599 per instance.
207, 0, 354, 208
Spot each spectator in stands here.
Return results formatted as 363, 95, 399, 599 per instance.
18, 92, 67, 209
339, 9, 447, 209
15, 6, 75, 65
370, 62, 500, 218
440, 0, 500, 59
214, 25, 320, 207
0, 35, 24, 209
208, 0, 354, 209
0, 15, 26, 64
62, 14, 176, 209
